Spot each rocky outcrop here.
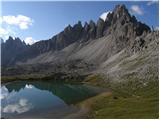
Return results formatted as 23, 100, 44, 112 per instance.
96, 18, 105, 38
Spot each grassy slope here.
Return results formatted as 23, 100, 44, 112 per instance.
80, 75, 159, 119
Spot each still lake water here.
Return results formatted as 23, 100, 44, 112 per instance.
1, 81, 101, 118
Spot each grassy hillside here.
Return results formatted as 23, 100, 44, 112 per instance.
80, 75, 159, 119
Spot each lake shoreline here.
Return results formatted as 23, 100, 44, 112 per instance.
1, 72, 89, 84
64, 91, 112, 118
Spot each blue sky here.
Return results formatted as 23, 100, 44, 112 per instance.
0, 1, 159, 44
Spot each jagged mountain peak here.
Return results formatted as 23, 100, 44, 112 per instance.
113, 4, 130, 16
100, 4, 131, 23
89, 20, 96, 26
114, 4, 127, 11
64, 24, 73, 33
0, 37, 4, 44
14, 37, 22, 42
1, 4, 153, 66
107, 4, 132, 24
8, 36, 14, 41
73, 21, 83, 29
84, 22, 89, 29
4, 36, 26, 46
100, 11, 112, 21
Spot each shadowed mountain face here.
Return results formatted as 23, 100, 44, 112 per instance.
2, 4, 157, 77
1, 37, 28, 67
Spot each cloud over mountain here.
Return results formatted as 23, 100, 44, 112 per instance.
130, 5, 143, 15
0, 27, 16, 40
0, 15, 33, 30
100, 11, 112, 21
24, 37, 36, 45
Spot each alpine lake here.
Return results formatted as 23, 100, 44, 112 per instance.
1, 80, 103, 118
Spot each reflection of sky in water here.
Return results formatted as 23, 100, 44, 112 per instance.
1, 84, 67, 115
3, 98, 32, 114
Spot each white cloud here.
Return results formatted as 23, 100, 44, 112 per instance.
0, 17, 3, 24
1, 15, 33, 30
1, 86, 32, 114
25, 84, 34, 89
0, 15, 34, 41
100, 11, 112, 21
19, 99, 28, 106
3, 98, 32, 114
147, 1, 158, 6
0, 26, 16, 40
0, 27, 9, 35
130, 5, 143, 15
24, 37, 36, 45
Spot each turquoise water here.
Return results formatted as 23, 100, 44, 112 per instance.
1, 81, 100, 118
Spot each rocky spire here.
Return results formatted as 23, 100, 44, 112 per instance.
88, 20, 96, 39
96, 18, 105, 38
109, 4, 131, 25
0, 37, 4, 44
84, 22, 89, 31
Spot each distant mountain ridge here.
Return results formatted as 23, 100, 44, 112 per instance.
1, 5, 151, 71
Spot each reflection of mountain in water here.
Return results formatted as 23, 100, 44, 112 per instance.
6, 82, 26, 93
5, 81, 99, 104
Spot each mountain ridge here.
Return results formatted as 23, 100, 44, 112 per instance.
2, 4, 158, 82
2, 4, 151, 67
